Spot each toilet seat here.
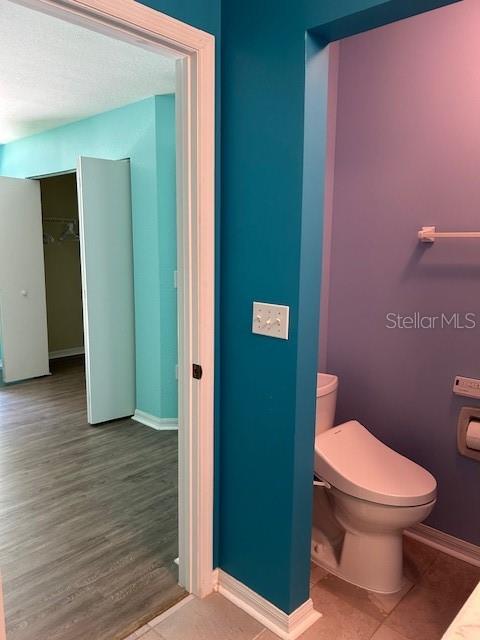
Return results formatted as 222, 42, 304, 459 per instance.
314, 420, 437, 507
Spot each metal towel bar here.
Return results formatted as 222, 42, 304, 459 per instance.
418, 226, 480, 243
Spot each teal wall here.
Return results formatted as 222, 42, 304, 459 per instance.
0, 95, 177, 419
139, 0, 220, 36
139, 0, 460, 617
219, 0, 461, 614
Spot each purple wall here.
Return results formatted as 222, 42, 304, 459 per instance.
325, 0, 480, 545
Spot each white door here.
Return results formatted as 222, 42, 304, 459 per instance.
0, 176, 50, 383
77, 157, 135, 424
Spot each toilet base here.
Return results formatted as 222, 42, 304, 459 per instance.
312, 486, 436, 594
311, 528, 404, 594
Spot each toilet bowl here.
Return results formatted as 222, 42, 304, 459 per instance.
312, 373, 437, 594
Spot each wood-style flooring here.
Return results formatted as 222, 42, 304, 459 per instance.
0, 357, 185, 640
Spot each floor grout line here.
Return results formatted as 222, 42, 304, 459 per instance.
368, 618, 384, 640
378, 544, 441, 631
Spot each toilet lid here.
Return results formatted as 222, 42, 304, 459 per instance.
314, 421, 437, 507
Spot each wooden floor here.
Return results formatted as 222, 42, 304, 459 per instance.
0, 357, 185, 640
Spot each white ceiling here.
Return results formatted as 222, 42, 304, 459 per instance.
0, 1, 176, 143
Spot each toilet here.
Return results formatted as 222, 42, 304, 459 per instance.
312, 373, 437, 594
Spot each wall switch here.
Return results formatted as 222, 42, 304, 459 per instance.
252, 302, 289, 340
453, 376, 480, 399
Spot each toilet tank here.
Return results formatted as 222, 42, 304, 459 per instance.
316, 373, 338, 435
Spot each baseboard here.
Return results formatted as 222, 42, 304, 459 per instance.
49, 347, 85, 360
212, 568, 219, 592
132, 410, 178, 431
213, 569, 321, 640
406, 523, 480, 567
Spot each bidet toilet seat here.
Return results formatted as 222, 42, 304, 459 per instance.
314, 420, 437, 507
313, 376, 438, 593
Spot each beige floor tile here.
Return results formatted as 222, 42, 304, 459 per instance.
152, 593, 263, 640
123, 624, 152, 639
311, 571, 414, 622
298, 610, 379, 640
403, 536, 438, 583
370, 625, 409, 640
367, 578, 414, 616
308, 538, 430, 621
301, 581, 380, 639
254, 630, 281, 640
384, 552, 480, 640
137, 542, 476, 640
127, 629, 165, 640
144, 631, 166, 640
313, 573, 386, 622
310, 562, 329, 587
146, 594, 195, 627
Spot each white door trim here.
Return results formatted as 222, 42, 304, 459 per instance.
11, 0, 215, 598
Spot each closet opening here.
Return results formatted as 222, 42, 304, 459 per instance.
39, 172, 84, 371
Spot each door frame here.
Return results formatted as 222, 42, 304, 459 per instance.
11, 0, 215, 598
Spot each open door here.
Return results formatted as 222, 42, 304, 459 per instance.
77, 157, 135, 424
0, 176, 50, 383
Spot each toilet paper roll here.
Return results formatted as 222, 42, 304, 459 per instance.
466, 420, 480, 451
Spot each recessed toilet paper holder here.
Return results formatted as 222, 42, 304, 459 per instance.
457, 406, 480, 461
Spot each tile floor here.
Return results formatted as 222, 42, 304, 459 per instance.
123, 537, 480, 640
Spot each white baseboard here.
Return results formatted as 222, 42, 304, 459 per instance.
406, 523, 480, 567
212, 568, 219, 590
49, 347, 85, 360
132, 410, 178, 431
213, 569, 321, 640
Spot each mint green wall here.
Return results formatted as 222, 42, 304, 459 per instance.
154, 96, 177, 418
0, 96, 177, 419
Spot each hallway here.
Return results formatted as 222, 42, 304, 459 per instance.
0, 357, 185, 640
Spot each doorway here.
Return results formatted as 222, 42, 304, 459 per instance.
0, 0, 215, 636
0, 156, 136, 426
40, 172, 84, 363
0, 134, 179, 640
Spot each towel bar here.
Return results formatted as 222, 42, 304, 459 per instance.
418, 226, 480, 243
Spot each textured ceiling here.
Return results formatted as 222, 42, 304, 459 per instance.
0, 1, 176, 143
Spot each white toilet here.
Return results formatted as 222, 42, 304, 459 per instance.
312, 373, 437, 594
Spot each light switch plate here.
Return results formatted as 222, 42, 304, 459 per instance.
252, 302, 289, 340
